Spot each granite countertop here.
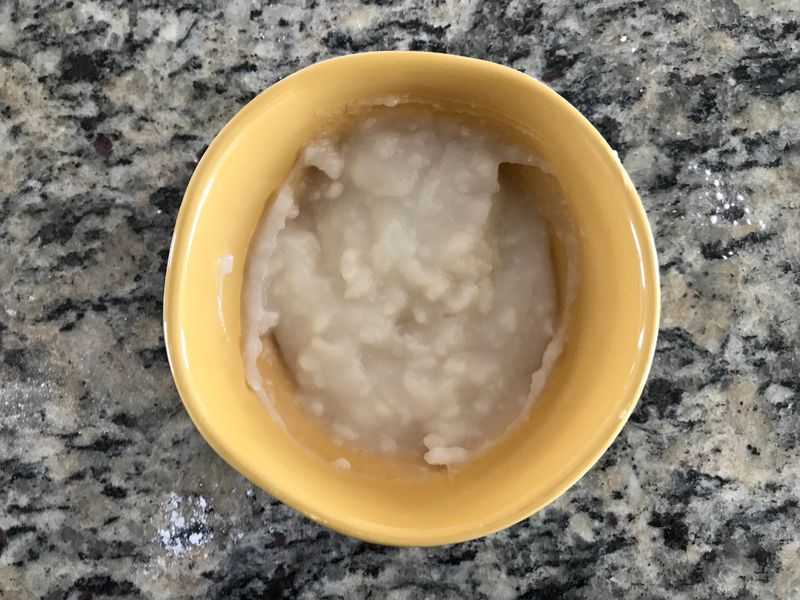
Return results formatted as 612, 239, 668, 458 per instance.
2, 1, 799, 598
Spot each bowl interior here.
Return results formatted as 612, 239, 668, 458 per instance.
164, 52, 659, 546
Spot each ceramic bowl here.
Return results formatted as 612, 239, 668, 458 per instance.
163, 52, 659, 546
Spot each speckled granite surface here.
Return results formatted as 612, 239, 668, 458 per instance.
1, 1, 799, 598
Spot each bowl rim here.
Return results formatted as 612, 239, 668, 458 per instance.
163, 51, 661, 546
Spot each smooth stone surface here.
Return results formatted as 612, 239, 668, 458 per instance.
1, 1, 799, 598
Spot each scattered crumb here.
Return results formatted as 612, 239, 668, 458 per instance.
333, 457, 351, 470
156, 493, 213, 557
690, 163, 763, 231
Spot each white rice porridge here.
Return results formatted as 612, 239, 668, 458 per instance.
243, 107, 560, 467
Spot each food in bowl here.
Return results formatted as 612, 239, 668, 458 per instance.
243, 105, 564, 467
165, 52, 660, 546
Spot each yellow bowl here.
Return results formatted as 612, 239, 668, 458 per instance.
164, 52, 659, 546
